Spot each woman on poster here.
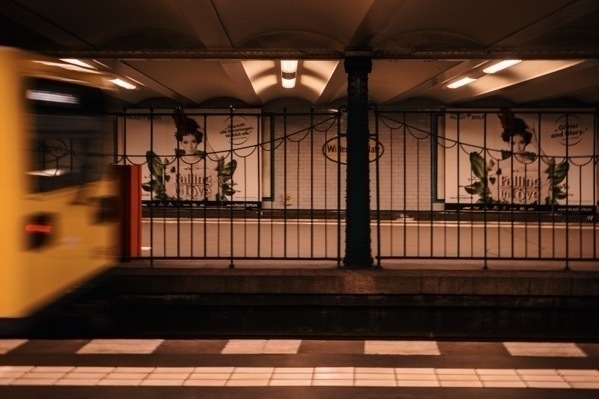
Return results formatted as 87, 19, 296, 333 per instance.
163, 109, 213, 201
496, 108, 545, 206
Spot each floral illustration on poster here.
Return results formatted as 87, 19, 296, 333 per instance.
444, 108, 595, 212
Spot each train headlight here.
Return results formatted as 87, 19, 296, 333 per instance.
24, 213, 57, 250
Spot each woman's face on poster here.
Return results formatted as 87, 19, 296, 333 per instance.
510, 133, 527, 154
180, 133, 198, 154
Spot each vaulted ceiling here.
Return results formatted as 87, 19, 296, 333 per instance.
2, 0, 599, 109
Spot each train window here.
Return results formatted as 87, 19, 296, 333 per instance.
29, 131, 103, 192
25, 78, 109, 192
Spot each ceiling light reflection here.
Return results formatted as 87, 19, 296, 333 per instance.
110, 78, 136, 90
60, 58, 97, 69
281, 77, 296, 89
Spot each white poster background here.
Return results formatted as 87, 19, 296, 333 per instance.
204, 113, 261, 202
445, 110, 595, 209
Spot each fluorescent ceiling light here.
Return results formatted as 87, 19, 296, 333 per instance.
281, 60, 298, 88
483, 59, 522, 74
447, 77, 477, 89
281, 77, 296, 89
60, 58, 96, 69
110, 78, 136, 90
281, 60, 298, 73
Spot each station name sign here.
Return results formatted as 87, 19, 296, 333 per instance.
323, 135, 384, 164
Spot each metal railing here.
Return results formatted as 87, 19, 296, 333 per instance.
116, 107, 598, 267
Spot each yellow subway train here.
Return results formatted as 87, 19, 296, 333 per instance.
0, 47, 120, 321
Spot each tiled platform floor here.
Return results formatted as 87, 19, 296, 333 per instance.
0, 339, 598, 390
1, 365, 598, 388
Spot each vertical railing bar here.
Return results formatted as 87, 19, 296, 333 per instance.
283, 108, 288, 259
551, 170, 557, 260
469, 114, 480, 259
323, 115, 329, 259
578, 162, 583, 260
397, 117, 401, 257
379, 113, 388, 257
443, 115, 449, 259
263, 115, 275, 259
243, 157, 248, 258
550, 116, 568, 259
510, 120, 515, 261
551, 115, 558, 261
389, 117, 396, 257
522, 131, 528, 262
273, 115, 279, 258
564, 113, 570, 270
430, 113, 447, 257
188, 119, 195, 259
591, 112, 599, 259
373, 105, 382, 267
495, 112, 502, 261
430, 113, 436, 259
536, 113, 542, 260
456, 113, 461, 259
267, 115, 275, 258
390, 118, 396, 257
228, 107, 235, 268
256, 114, 263, 259
403, 113, 408, 257
144, 108, 155, 263
202, 114, 209, 259
483, 113, 488, 269
521, 112, 528, 261
323, 115, 329, 260
469, 120, 475, 261
309, 108, 315, 260
152, 108, 169, 260
537, 114, 544, 259
216, 117, 223, 259
175, 113, 181, 259
416, 115, 422, 258
296, 129, 301, 258
215, 171, 222, 258
337, 109, 344, 266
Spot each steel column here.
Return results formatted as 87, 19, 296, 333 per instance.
343, 56, 373, 268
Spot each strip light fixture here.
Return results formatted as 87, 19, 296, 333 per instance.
483, 59, 521, 74
447, 77, 477, 89
281, 60, 298, 89
447, 59, 522, 89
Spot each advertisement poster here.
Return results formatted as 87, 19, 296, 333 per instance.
122, 108, 261, 206
444, 108, 595, 212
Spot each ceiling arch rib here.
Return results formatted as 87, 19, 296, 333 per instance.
98, 29, 206, 50
236, 30, 346, 51
378, 29, 483, 51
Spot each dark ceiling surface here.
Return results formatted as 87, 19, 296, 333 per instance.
1, 0, 599, 109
